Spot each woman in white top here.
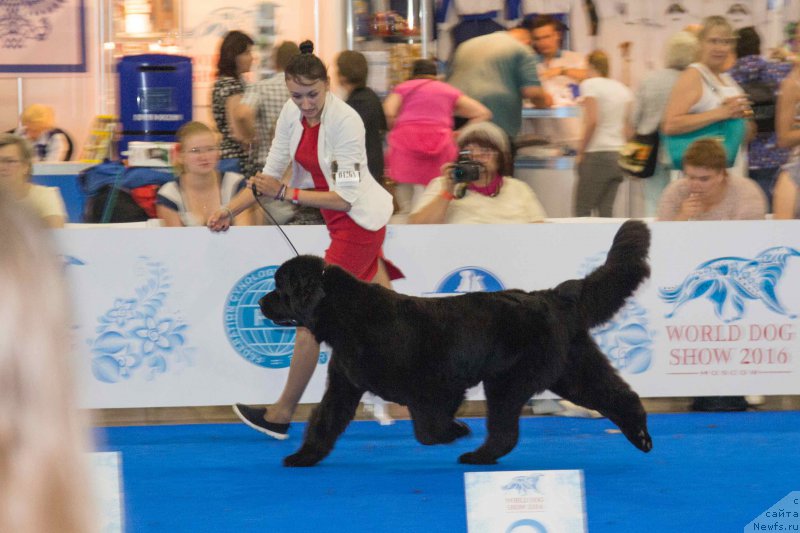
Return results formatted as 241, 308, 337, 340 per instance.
574, 50, 633, 217
0, 133, 66, 228
662, 16, 754, 167
156, 121, 253, 227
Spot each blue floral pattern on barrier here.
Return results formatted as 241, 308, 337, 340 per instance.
88, 258, 191, 383
580, 251, 654, 374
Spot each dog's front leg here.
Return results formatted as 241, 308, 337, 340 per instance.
283, 364, 363, 467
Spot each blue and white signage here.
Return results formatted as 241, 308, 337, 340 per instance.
465, 470, 587, 533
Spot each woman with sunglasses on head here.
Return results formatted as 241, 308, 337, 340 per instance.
156, 121, 253, 227
407, 121, 546, 224
208, 41, 402, 439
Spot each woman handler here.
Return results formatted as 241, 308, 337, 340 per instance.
208, 41, 402, 439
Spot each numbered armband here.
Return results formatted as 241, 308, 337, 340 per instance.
333, 161, 361, 188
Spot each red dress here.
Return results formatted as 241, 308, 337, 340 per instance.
295, 119, 402, 281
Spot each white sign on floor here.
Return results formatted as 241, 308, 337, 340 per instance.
90, 451, 124, 533
464, 469, 587, 533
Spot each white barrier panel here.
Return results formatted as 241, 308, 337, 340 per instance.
55, 221, 800, 409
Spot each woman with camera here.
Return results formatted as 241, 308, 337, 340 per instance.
407, 122, 547, 224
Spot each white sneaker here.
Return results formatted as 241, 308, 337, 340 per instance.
362, 394, 395, 425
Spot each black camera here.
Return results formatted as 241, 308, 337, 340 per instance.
451, 150, 483, 183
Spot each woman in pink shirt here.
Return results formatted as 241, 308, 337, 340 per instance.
383, 59, 490, 215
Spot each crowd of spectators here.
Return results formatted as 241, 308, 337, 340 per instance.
17, 18, 800, 228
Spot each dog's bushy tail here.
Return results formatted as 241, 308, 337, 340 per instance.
579, 220, 651, 328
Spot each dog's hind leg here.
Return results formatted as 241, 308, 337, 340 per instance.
283, 365, 364, 467
549, 336, 653, 453
408, 394, 470, 445
458, 373, 535, 465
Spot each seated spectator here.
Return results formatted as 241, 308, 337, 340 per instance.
0, 133, 67, 228
385, 59, 491, 215
407, 122, 546, 224
656, 138, 766, 221
772, 166, 800, 219
156, 122, 254, 227
0, 189, 97, 533
15, 104, 73, 162
657, 137, 765, 413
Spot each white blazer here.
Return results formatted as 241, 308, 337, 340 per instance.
262, 92, 393, 231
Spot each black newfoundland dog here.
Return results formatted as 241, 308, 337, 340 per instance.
260, 220, 653, 466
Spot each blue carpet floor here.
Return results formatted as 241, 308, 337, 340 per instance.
96, 411, 799, 532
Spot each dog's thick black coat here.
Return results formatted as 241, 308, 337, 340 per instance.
260, 220, 654, 466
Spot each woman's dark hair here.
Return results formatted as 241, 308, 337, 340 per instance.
528, 14, 563, 33
275, 41, 300, 71
285, 40, 328, 85
736, 26, 761, 58
410, 59, 437, 79
217, 30, 254, 78
336, 50, 368, 88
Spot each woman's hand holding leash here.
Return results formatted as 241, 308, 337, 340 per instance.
249, 173, 284, 199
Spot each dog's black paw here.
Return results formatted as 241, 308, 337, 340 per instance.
283, 451, 323, 467
458, 451, 498, 465
622, 427, 653, 453
635, 429, 653, 453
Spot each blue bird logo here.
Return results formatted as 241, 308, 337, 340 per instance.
659, 247, 800, 322
502, 474, 543, 495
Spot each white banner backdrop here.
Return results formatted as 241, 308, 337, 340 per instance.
56, 221, 800, 409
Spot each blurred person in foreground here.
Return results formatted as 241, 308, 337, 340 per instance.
0, 189, 97, 533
